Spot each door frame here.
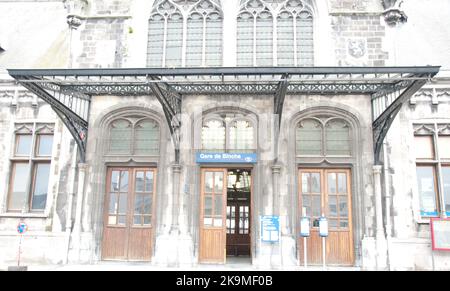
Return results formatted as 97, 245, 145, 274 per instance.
297, 167, 355, 266
101, 166, 158, 262
198, 166, 254, 264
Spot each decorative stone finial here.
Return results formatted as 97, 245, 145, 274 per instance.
382, 0, 407, 26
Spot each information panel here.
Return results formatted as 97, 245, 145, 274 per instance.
261, 216, 280, 243
431, 218, 450, 251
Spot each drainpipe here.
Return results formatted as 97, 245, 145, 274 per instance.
383, 141, 392, 270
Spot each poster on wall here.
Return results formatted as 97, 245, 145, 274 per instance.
261, 216, 280, 243
431, 218, 450, 251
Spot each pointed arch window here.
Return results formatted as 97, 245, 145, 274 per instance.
148, 0, 223, 67
237, 0, 314, 67
296, 117, 352, 157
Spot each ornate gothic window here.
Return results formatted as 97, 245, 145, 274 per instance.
109, 117, 160, 156
201, 115, 256, 153
148, 0, 223, 67
296, 117, 351, 156
237, 0, 314, 66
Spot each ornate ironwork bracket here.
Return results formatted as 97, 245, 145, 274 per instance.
15, 75, 89, 162
148, 76, 182, 163
372, 79, 428, 165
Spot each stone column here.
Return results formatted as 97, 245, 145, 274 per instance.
373, 165, 387, 270
171, 164, 182, 234
70, 163, 88, 261
271, 164, 282, 268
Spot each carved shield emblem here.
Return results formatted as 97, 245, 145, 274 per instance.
348, 39, 366, 59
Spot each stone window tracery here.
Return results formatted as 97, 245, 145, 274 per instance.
237, 0, 313, 66
148, 0, 223, 67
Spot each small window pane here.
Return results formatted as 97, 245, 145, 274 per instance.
255, 12, 273, 66
135, 171, 145, 192
302, 195, 311, 217
339, 200, 348, 217
109, 193, 118, 214
143, 195, 152, 215
302, 173, 309, 193
202, 120, 225, 151
340, 219, 349, 228
31, 163, 50, 210
144, 216, 151, 225
416, 166, 438, 216
111, 171, 120, 192
214, 195, 223, 216
312, 195, 321, 217
135, 120, 159, 155
214, 172, 224, 192
204, 195, 213, 217
237, 12, 253, 66
328, 195, 337, 217
438, 136, 450, 159
277, 12, 294, 66
338, 173, 348, 194
16, 135, 32, 156
118, 216, 126, 225
134, 215, 141, 225
8, 163, 30, 211
36, 135, 53, 156
165, 14, 183, 67
134, 194, 143, 215
120, 171, 129, 192
109, 120, 132, 154
147, 15, 165, 67
297, 11, 314, 66
205, 14, 223, 66
205, 172, 213, 193
310, 173, 320, 193
297, 119, 322, 155
229, 120, 254, 152
186, 13, 203, 67
328, 173, 337, 194
415, 136, 435, 160
108, 216, 117, 225
326, 120, 351, 156
119, 194, 127, 215
145, 171, 154, 192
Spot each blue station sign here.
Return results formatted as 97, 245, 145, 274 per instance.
196, 152, 257, 164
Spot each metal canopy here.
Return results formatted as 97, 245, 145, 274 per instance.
8, 66, 440, 164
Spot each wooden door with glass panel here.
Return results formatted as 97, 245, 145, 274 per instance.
102, 168, 156, 261
299, 169, 354, 266
199, 169, 227, 263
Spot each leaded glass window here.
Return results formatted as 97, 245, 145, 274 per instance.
202, 119, 226, 152
109, 120, 132, 154
201, 116, 256, 152
135, 120, 160, 155
326, 119, 351, 156
109, 117, 160, 156
296, 119, 322, 155
229, 120, 254, 153
238, 0, 314, 66
296, 117, 352, 157
148, 0, 223, 67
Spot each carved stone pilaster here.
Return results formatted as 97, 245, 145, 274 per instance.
382, 0, 407, 26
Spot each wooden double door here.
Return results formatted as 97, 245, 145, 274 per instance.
298, 169, 354, 266
102, 167, 156, 261
199, 168, 252, 263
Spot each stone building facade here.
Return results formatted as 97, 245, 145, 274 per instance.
0, 0, 449, 270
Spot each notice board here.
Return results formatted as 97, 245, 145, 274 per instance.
431, 218, 450, 251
